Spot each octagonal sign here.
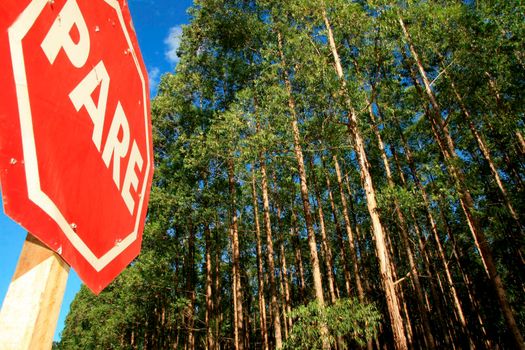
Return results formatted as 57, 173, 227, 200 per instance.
0, 0, 154, 294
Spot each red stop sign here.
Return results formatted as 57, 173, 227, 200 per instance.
0, 0, 154, 293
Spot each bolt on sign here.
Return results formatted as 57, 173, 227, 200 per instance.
0, 0, 154, 294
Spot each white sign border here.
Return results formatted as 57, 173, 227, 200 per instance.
8, 0, 151, 272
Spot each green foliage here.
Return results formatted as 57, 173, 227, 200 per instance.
284, 299, 381, 350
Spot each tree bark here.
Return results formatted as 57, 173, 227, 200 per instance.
278, 32, 326, 306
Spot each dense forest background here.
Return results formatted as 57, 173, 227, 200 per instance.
58, 0, 524, 349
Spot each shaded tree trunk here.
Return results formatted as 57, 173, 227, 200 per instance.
228, 158, 245, 350
251, 172, 269, 350
323, 162, 353, 296
259, 155, 283, 349
205, 224, 216, 350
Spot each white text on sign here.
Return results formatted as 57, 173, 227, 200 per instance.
40, 0, 144, 214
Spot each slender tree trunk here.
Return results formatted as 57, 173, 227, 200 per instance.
484, 71, 525, 157
333, 155, 366, 302
367, 104, 436, 349
228, 158, 245, 350
399, 16, 524, 349
185, 222, 196, 350
516, 131, 525, 156
324, 164, 353, 296
390, 84, 473, 346
323, 7, 407, 348
310, 157, 337, 303
390, 137, 469, 346
278, 32, 326, 305
442, 64, 523, 236
272, 171, 294, 333
205, 224, 216, 350
334, 160, 373, 350
438, 194, 492, 349
279, 231, 293, 333
214, 225, 222, 349
277, 30, 328, 348
259, 155, 284, 349
291, 207, 307, 301
251, 173, 269, 350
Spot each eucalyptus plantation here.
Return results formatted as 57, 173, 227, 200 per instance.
59, 1, 525, 349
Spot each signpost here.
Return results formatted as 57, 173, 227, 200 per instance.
0, 0, 153, 347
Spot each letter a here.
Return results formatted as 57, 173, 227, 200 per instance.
69, 61, 110, 151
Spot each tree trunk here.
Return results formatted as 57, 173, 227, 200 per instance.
332, 155, 366, 302
251, 172, 269, 350
324, 164, 353, 296
205, 224, 216, 350
310, 157, 337, 303
228, 158, 245, 350
399, 16, 524, 349
322, 7, 407, 348
259, 155, 283, 349
278, 31, 326, 305
443, 66, 524, 240
291, 207, 307, 302
367, 104, 436, 349
185, 221, 196, 350
393, 109, 475, 345
214, 226, 222, 349
274, 201, 294, 334
277, 30, 328, 348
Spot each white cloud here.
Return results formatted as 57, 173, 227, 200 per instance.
164, 25, 183, 65
148, 67, 160, 95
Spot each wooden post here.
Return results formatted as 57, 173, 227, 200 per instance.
0, 233, 70, 350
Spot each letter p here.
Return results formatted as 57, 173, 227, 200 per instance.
41, 0, 90, 68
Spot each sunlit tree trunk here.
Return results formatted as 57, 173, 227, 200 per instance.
278, 32, 326, 304
185, 221, 196, 350
322, 6, 407, 348
394, 110, 475, 345
272, 171, 294, 332
367, 104, 435, 349
277, 30, 328, 348
310, 158, 337, 303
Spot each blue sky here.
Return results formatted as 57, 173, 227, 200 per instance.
0, 0, 193, 341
